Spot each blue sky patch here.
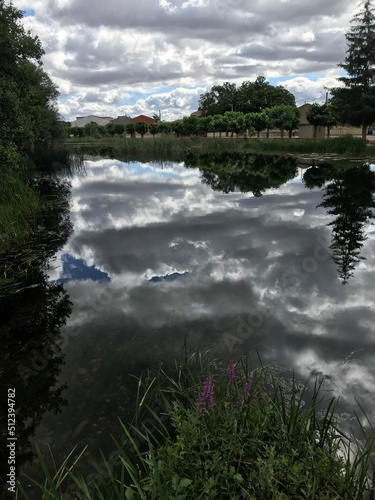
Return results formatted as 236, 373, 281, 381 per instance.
23, 8, 35, 17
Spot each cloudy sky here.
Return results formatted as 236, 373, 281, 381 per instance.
13, 0, 357, 121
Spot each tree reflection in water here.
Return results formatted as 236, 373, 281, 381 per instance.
0, 176, 73, 480
304, 163, 375, 284
185, 151, 298, 197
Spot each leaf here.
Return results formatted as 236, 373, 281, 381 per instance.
179, 478, 192, 488
125, 487, 134, 500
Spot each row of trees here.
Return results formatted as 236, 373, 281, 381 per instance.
68, 121, 154, 138
68, 105, 300, 139
0, 0, 62, 172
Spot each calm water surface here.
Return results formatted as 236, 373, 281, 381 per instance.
3, 153, 375, 485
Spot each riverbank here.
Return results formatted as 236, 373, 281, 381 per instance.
19, 354, 375, 499
65, 135, 375, 158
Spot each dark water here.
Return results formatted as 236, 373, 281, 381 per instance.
1, 152, 375, 491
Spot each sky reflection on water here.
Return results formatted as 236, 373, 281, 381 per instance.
35, 156, 375, 469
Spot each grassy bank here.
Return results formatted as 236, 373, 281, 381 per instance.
65, 135, 375, 158
0, 171, 41, 246
20, 354, 375, 499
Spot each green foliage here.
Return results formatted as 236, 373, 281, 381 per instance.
157, 122, 171, 134
246, 111, 270, 138
266, 105, 300, 138
199, 77, 295, 116
149, 123, 160, 136
330, 0, 375, 139
224, 111, 246, 137
303, 163, 375, 284
126, 122, 136, 137
0, 172, 41, 244
19, 354, 375, 499
250, 136, 369, 155
135, 121, 149, 138
306, 103, 339, 138
198, 81, 237, 116
0, 0, 61, 172
181, 116, 199, 135
184, 152, 298, 197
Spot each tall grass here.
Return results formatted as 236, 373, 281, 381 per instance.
248, 135, 371, 155
0, 172, 41, 245
66, 134, 375, 157
18, 352, 375, 499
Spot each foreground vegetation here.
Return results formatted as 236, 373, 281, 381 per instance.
0, 1, 66, 248
20, 353, 375, 499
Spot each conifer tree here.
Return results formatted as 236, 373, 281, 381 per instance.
330, 0, 375, 140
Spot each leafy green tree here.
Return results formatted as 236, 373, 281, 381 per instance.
199, 77, 295, 117
135, 121, 149, 138
171, 121, 184, 137
182, 116, 199, 136
307, 103, 340, 138
330, 0, 375, 140
267, 105, 300, 139
158, 122, 171, 134
126, 122, 136, 138
245, 112, 270, 138
198, 116, 213, 137
0, 0, 61, 171
237, 76, 295, 113
322, 104, 339, 138
113, 123, 126, 135
105, 122, 116, 137
198, 82, 237, 116
224, 111, 246, 137
212, 115, 226, 138
306, 103, 327, 139
84, 121, 100, 137
149, 123, 159, 137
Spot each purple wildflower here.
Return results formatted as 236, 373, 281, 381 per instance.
242, 374, 252, 402
198, 375, 215, 414
228, 360, 235, 383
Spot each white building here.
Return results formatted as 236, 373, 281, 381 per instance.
70, 115, 114, 127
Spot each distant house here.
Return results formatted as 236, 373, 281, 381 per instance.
190, 110, 202, 117
130, 114, 156, 125
111, 115, 131, 125
70, 115, 114, 127
297, 103, 364, 139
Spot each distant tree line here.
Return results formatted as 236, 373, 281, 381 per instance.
68, 105, 300, 140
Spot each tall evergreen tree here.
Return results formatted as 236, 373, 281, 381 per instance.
330, 0, 375, 140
